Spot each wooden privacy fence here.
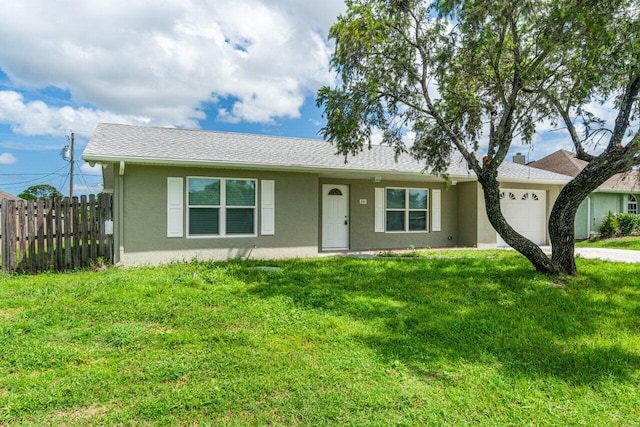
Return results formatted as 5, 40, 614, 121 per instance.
1, 194, 113, 273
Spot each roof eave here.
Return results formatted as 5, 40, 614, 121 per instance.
83, 153, 568, 185
82, 153, 480, 181
592, 187, 639, 194
498, 177, 570, 185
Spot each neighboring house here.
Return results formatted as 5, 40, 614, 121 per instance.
529, 149, 639, 239
0, 190, 23, 202
83, 123, 571, 266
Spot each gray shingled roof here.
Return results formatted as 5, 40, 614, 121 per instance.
83, 123, 571, 183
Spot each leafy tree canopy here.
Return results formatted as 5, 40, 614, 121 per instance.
318, 0, 640, 275
18, 184, 64, 201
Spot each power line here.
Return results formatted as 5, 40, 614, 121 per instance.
0, 165, 69, 187
59, 172, 69, 195
75, 161, 96, 193
0, 173, 67, 176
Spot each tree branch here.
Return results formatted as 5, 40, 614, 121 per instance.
491, 13, 521, 167
607, 74, 640, 151
545, 91, 594, 161
416, 42, 481, 174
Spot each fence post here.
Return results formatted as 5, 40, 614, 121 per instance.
17, 201, 25, 272
1, 199, 7, 272
8, 200, 17, 272
79, 195, 88, 267
89, 194, 97, 262
46, 198, 54, 270
64, 197, 72, 270
55, 198, 63, 270
27, 200, 36, 273
98, 194, 105, 261
37, 199, 45, 271
72, 197, 80, 269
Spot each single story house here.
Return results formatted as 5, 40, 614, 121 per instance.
529, 150, 639, 239
83, 123, 571, 265
0, 190, 23, 202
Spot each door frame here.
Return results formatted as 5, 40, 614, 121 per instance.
321, 184, 350, 250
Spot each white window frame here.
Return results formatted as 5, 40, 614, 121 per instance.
186, 176, 258, 238
628, 194, 638, 214
384, 187, 429, 233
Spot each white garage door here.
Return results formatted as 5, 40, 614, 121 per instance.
497, 189, 547, 247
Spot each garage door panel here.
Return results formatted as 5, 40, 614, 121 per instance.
497, 190, 546, 246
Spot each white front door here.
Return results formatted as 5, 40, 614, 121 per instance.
322, 184, 349, 250
497, 189, 547, 246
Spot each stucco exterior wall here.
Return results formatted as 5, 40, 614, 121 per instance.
108, 162, 569, 264
575, 192, 639, 239
117, 164, 319, 265
319, 178, 459, 251
575, 199, 589, 239
456, 182, 478, 247
590, 192, 624, 234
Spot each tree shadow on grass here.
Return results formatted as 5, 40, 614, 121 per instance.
239, 255, 640, 386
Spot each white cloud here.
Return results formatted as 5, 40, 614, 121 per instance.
0, 91, 151, 137
0, 0, 345, 130
72, 183, 103, 195
79, 162, 102, 175
0, 152, 17, 164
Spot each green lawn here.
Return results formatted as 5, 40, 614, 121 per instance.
1, 251, 639, 425
576, 236, 640, 250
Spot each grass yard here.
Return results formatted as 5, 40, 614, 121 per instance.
1, 250, 639, 425
576, 236, 640, 250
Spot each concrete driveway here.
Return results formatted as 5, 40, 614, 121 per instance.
520, 246, 640, 263
574, 247, 640, 263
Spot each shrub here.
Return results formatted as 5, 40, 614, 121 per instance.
599, 211, 619, 238
616, 213, 640, 236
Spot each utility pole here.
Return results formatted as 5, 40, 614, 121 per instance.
69, 131, 74, 198
62, 131, 75, 198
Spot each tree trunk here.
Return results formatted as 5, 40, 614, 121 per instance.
478, 171, 562, 275
550, 151, 635, 274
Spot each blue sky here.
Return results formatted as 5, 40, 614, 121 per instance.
0, 1, 594, 197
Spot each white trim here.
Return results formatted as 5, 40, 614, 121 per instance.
322, 184, 350, 250
166, 177, 183, 237
261, 180, 275, 235
384, 187, 429, 233
432, 189, 442, 232
587, 196, 592, 236
186, 176, 258, 238
374, 187, 385, 233
627, 194, 638, 214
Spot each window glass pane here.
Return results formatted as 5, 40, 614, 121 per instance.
409, 189, 428, 209
226, 208, 255, 234
386, 211, 405, 231
386, 189, 406, 209
409, 211, 427, 231
189, 178, 220, 206
226, 180, 256, 206
629, 195, 638, 214
189, 208, 219, 235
